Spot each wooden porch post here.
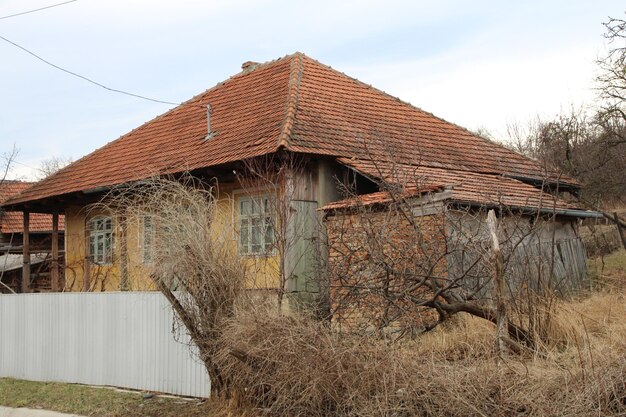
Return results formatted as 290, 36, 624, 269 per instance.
22, 211, 30, 293
51, 211, 59, 292
119, 214, 129, 291
83, 221, 91, 292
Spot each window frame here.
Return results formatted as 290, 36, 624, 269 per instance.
235, 191, 276, 257
87, 216, 114, 265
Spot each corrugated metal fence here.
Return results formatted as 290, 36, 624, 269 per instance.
0, 292, 210, 397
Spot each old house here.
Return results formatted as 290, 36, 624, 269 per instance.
0, 181, 64, 293
2, 53, 597, 307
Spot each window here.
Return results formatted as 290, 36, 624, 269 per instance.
88, 216, 113, 265
142, 215, 155, 263
238, 194, 275, 256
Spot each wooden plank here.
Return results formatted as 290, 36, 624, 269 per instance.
51, 212, 59, 292
22, 211, 30, 293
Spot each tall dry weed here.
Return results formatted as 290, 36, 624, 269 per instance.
218, 293, 626, 416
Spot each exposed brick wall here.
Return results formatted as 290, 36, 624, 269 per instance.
325, 207, 447, 335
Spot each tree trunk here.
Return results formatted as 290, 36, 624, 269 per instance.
154, 277, 225, 396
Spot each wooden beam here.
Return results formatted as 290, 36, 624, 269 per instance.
51, 211, 59, 292
22, 211, 30, 293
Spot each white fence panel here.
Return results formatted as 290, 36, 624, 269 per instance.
0, 292, 210, 397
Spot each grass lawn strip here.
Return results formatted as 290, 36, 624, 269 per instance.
0, 378, 226, 417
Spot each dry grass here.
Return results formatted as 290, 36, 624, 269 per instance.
579, 224, 622, 256
217, 291, 626, 417
589, 248, 626, 291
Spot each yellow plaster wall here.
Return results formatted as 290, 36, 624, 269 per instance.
63, 183, 281, 292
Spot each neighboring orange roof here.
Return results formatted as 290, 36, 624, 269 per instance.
0, 181, 65, 233
4, 52, 576, 207
337, 158, 579, 212
0, 181, 31, 202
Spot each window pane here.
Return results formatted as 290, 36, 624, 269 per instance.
252, 199, 262, 215
239, 219, 249, 254
238, 194, 276, 256
264, 219, 274, 252
251, 218, 261, 253
240, 200, 251, 216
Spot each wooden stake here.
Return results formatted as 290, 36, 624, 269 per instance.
22, 211, 30, 293
487, 209, 507, 358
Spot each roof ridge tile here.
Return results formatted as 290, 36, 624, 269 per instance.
277, 52, 304, 149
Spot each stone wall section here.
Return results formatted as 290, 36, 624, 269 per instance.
325, 207, 447, 335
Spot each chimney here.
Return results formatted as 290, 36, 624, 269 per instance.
241, 61, 260, 72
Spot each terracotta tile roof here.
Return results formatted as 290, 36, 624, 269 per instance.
337, 158, 580, 212
0, 181, 65, 233
4, 52, 577, 207
321, 184, 445, 210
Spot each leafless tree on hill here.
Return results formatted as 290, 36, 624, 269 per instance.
0, 145, 18, 186
597, 15, 626, 143
36, 155, 73, 180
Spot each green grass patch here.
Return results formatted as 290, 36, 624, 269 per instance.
0, 378, 231, 417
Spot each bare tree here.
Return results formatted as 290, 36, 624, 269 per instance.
0, 145, 18, 185
36, 155, 72, 180
507, 110, 626, 207
596, 14, 626, 144
324, 160, 586, 351
0, 145, 19, 293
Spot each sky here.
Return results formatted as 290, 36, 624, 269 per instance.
0, 0, 624, 180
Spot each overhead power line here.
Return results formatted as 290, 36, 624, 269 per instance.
0, 34, 181, 105
0, 0, 79, 20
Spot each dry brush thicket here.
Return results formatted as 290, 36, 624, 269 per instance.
218, 293, 626, 417
96, 176, 626, 416
99, 177, 246, 394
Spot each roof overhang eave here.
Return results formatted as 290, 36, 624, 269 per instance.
448, 199, 602, 218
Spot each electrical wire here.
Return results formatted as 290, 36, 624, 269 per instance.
0, 34, 181, 105
0, 0, 79, 20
